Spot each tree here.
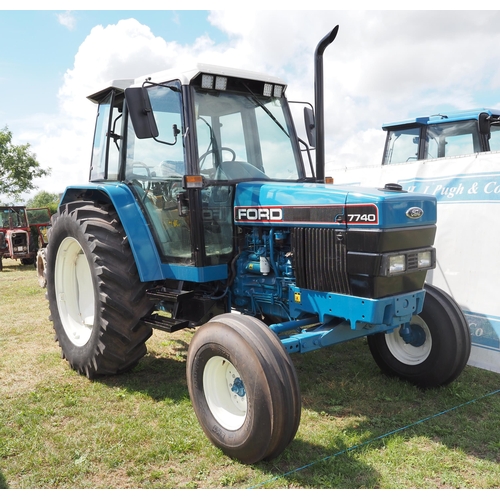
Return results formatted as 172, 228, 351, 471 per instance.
26, 190, 60, 215
0, 126, 50, 200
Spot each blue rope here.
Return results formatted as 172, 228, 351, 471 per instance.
250, 388, 500, 489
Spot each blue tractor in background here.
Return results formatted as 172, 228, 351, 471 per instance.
45, 27, 470, 464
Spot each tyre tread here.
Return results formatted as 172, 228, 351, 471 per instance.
46, 201, 153, 379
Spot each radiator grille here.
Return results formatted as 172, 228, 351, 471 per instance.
407, 252, 419, 271
293, 227, 351, 294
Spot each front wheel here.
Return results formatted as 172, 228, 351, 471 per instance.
186, 314, 301, 464
367, 283, 471, 388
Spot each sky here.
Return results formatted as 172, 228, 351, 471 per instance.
1, 4, 499, 202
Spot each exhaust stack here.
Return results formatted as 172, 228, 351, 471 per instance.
314, 26, 339, 183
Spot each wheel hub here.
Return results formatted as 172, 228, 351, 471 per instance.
385, 316, 432, 366
399, 323, 426, 347
230, 377, 246, 398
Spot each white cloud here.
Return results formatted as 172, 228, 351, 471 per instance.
57, 19, 173, 115
24, 10, 500, 199
56, 11, 76, 30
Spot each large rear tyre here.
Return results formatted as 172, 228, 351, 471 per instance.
46, 201, 153, 379
186, 313, 301, 464
367, 283, 471, 388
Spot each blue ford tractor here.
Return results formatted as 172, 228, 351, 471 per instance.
45, 27, 470, 464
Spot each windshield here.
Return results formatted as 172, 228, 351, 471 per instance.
26, 208, 51, 225
425, 120, 481, 159
383, 120, 483, 165
0, 207, 27, 229
383, 127, 420, 164
194, 88, 302, 181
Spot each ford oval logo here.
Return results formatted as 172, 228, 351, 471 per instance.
406, 207, 424, 219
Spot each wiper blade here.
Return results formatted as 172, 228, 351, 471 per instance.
242, 82, 289, 138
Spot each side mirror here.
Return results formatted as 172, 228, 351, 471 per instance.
478, 112, 491, 135
125, 87, 159, 139
304, 107, 316, 148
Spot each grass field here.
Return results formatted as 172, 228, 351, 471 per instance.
1, 258, 500, 489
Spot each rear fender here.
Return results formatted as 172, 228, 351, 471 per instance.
59, 184, 163, 282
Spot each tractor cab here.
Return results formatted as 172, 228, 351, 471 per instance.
85, 64, 305, 277
0, 206, 32, 269
382, 108, 500, 165
0, 206, 28, 230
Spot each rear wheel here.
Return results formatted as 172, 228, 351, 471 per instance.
46, 201, 153, 379
186, 314, 301, 464
367, 283, 471, 388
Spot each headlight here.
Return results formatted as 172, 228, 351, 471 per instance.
367, 248, 436, 277
263, 83, 273, 96
215, 76, 227, 91
201, 74, 214, 89
201, 74, 228, 91
417, 250, 432, 269
389, 254, 406, 274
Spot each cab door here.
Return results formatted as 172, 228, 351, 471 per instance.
125, 81, 196, 265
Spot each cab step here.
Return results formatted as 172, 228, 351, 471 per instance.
146, 286, 194, 303
141, 313, 190, 333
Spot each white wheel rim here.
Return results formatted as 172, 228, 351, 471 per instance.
54, 237, 95, 347
203, 356, 247, 431
385, 316, 432, 365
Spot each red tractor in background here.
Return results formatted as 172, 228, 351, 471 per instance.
0, 206, 51, 283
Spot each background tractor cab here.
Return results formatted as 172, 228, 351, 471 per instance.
0, 206, 50, 272
382, 108, 500, 165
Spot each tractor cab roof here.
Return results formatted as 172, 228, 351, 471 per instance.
382, 108, 500, 131
87, 63, 287, 104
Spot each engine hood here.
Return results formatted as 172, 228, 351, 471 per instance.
233, 181, 437, 229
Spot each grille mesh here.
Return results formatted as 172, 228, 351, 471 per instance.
293, 227, 351, 294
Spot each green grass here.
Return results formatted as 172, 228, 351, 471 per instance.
1, 258, 500, 489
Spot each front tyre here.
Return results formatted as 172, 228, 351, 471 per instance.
46, 201, 153, 379
186, 314, 301, 464
367, 283, 471, 388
